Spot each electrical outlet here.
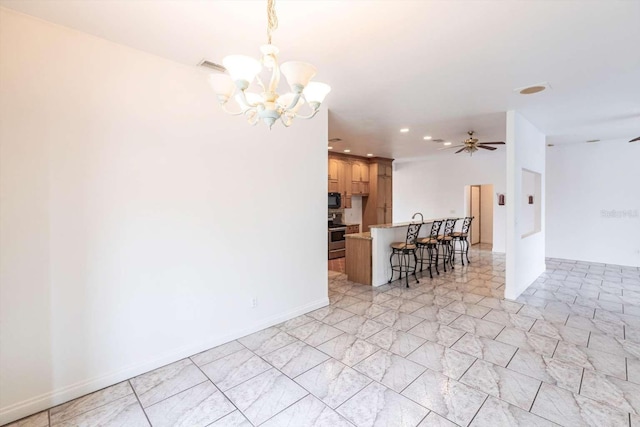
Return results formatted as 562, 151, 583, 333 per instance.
251, 298, 258, 308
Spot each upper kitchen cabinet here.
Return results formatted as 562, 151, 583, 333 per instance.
351, 160, 370, 195
328, 157, 340, 193
339, 159, 352, 209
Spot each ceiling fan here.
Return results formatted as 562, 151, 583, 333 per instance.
630, 136, 640, 143
440, 131, 505, 154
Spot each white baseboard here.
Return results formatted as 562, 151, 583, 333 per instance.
0, 297, 329, 425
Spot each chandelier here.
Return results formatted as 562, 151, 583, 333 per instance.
208, 0, 331, 129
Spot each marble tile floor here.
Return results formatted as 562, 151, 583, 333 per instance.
7, 246, 640, 427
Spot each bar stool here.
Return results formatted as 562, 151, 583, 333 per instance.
437, 218, 458, 272
388, 222, 422, 288
416, 220, 443, 279
452, 216, 473, 266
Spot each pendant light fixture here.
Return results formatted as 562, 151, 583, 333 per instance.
208, 0, 331, 129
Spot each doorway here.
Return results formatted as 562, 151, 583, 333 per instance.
467, 184, 494, 248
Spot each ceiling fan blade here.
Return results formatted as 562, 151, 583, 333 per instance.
630, 136, 640, 143
479, 141, 505, 145
477, 145, 497, 151
455, 147, 467, 154
437, 145, 465, 151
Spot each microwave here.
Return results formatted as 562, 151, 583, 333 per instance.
328, 192, 342, 209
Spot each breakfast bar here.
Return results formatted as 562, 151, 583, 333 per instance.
346, 220, 437, 287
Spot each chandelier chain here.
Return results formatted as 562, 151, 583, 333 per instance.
267, 0, 278, 44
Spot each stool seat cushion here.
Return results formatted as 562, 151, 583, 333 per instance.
391, 242, 417, 250
437, 235, 453, 241
451, 232, 468, 237
417, 237, 438, 245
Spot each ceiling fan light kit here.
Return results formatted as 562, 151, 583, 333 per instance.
208, 0, 330, 129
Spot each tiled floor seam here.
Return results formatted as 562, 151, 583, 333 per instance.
189, 361, 246, 426
466, 394, 489, 427
129, 380, 153, 427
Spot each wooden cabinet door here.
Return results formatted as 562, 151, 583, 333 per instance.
361, 162, 370, 182
343, 160, 352, 196
384, 176, 392, 207
352, 162, 362, 183
385, 207, 393, 224
328, 158, 340, 181
328, 180, 339, 193
351, 181, 361, 195
376, 177, 386, 208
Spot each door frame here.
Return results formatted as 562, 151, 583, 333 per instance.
469, 185, 481, 245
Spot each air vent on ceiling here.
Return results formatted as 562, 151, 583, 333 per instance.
197, 59, 226, 73
432, 139, 445, 143
329, 138, 342, 142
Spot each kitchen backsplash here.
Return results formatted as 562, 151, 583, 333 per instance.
343, 195, 363, 225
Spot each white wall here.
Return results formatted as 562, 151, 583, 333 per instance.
546, 140, 640, 267
0, 9, 328, 424
393, 152, 506, 253
505, 111, 546, 300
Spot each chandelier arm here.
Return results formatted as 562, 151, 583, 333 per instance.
292, 109, 319, 120
279, 114, 293, 127
282, 92, 303, 113
291, 96, 320, 119
267, 54, 280, 94
236, 89, 263, 110
245, 109, 260, 126
221, 103, 246, 116
255, 75, 267, 92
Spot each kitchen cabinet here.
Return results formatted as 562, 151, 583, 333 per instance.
346, 224, 360, 234
328, 154, 391, 216
351, 160, 370, 195
338, 159, 352, 209
362, 159, 393, 231
328, 157, 340, 193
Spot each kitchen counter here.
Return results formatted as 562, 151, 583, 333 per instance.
345, 232, 372, 240
369, 219, 439, 286
369, 219, 439, 229
347, 218, 459, 287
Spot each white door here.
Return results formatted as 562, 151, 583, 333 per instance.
470, 186, 481, 245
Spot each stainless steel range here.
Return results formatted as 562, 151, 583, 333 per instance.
328, 212, 346, 259
328, 223, 346, 260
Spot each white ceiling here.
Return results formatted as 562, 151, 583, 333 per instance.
2, 0, 639, 159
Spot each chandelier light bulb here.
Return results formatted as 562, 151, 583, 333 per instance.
280, 61, 317, 92
208, 74, 236, 102
303, 82, 332, 104
222, 55, 262, 87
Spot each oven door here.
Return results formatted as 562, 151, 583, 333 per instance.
328, 228, 346, 250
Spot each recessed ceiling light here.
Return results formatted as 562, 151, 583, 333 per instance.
344, 149, 351, 153
519, 86, 546, 95
514, 82, 551, 95
423, 136, 432, 140
443, 142, 452, 146
328, 146, 333, 150
586, 139, 600, 143
367, 153, 373, 157
400, 128, 409, 133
